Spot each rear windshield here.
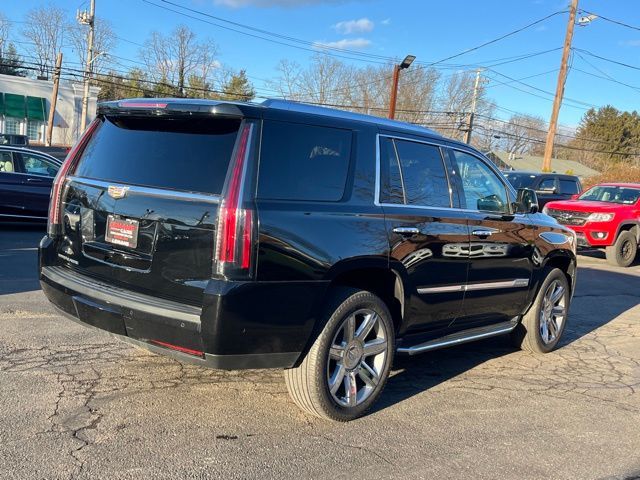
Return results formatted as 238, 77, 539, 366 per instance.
73, 116, 241, 194
503, 172, 536, 189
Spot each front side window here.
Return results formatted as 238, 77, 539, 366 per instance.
21, 153, 59, 177
378, 137, 451, 208
452, 150, 510, 213
538, 178, 556, 192
559, 179, 580, 195
258, 121, 352, 202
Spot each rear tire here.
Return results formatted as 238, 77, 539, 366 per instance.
284, 288, 394, 421
511, 268, 570, 354
605, 230, 638, 267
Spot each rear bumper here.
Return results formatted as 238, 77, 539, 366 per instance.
40, 259, 328, 370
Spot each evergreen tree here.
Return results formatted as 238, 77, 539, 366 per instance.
0, 43, 27, 77
220, 70, 255, 101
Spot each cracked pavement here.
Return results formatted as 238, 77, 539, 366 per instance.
1, 226, 640, 479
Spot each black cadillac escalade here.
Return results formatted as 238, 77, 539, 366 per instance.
39, 98, 577, 421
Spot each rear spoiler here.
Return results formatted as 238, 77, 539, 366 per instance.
97, 99, 246, 118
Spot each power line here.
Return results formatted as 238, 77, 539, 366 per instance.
579, 9, 640, 33
574, 48, 640, 72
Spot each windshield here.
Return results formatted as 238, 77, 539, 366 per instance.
503, 172, 536, 189
578, 185, 640, 204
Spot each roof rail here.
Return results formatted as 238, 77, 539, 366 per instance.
261, 99, 441, 137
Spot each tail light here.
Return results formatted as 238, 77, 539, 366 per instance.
47, 119, 100, 236
215, 123, 255, 276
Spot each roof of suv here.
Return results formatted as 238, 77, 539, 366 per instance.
98, 97, 445, 140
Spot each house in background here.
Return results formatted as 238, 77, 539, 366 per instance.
485, 150, 600, 178
0, 73, 99, 146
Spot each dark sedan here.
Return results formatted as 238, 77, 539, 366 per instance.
0, 146, 62, 221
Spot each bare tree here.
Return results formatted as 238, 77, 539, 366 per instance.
140, 25, 219, 95
22, 4, 67, 77
0, 13, 10, 56
499, 114, 547, 156
67, 18, 117, 75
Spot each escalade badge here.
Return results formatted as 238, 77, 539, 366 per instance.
107, 185, 129, 199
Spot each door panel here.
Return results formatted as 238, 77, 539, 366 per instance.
446, 147, 534, 329
15, 152, 58, 218
378, 135, 469, 334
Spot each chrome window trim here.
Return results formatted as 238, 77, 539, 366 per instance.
418, 278, 530, 294
66, 176, 221, 204
0, 170, 56, 179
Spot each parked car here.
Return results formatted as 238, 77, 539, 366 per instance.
39, 98, 577, 421
0, 133, 29, 146
0, 145, 62, 221
544, 183, 640, 267
502, 171, 582, 208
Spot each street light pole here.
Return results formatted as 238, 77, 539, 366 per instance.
542, 0, 578, 171
79, 0, 95, 134
388, 55, 416, 120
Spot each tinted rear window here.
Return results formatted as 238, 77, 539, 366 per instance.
559, 178, 580, 194
257, 120, 352, 202
73, 116, 241, 194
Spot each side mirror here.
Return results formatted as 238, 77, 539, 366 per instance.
515, 188, 539, 214
570, 193, 579, 200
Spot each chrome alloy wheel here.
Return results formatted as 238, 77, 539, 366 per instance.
326, 308, 389, 408
539, 279, 566, 345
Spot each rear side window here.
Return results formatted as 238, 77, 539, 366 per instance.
379, 137, 451, 208
559, 178, 580, 194
258, 121, 352, 202
73, 116, 241, 194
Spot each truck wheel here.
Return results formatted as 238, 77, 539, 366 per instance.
511, 268, 570, 354
605, 230, 637, 267
284, 288, 394, 421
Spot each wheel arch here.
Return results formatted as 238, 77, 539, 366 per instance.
616, 221, 640, 242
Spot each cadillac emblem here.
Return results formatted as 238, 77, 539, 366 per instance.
107, 185, 129, 199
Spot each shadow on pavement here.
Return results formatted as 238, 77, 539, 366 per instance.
374, 265, 640, 415
0, 222, 46, 295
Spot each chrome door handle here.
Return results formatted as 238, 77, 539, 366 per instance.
26, 177, 44, 183
393, 226, 420, 236
472, 230, 495, 237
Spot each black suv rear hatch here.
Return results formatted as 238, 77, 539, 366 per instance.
56, 112, 242, 306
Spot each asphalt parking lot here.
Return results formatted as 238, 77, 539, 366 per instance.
1, 224, 639, 480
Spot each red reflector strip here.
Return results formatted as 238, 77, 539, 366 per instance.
241, 210, 252, 269
118, 101, 168, 108
150, 340, 204, 357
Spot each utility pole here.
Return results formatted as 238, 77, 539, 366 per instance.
46, 53, 63, 147
464, 69, 483, 144
542, 0, 578, 171
78, 0, 95, 134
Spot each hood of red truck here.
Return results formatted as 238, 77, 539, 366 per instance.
544, 199, 623, 213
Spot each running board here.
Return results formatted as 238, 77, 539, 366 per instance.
397, 319, 519, 355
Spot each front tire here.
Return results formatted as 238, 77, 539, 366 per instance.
284, 288, 394, 421
511, 268, 570, 354
605, 230, 638, 267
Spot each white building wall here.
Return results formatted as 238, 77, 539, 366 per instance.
0, 73, 99, 146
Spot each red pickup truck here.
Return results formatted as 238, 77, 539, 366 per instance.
543, 183, 640, 267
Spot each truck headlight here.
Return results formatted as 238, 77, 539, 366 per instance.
587, 213, 614, 222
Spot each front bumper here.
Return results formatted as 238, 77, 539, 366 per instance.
560, 224, 613, 248
40, 261, 328, 370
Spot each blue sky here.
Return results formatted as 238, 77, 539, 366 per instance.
3, 0, 640, 127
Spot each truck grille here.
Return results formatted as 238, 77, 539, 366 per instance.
546, 209, 589, 226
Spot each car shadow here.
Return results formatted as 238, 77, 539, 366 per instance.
0, 222, 46, 295
372, 265, 640, 415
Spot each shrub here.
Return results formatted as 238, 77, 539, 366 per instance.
583, 164, 640, 190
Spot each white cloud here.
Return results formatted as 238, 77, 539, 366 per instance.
620, 39, 640, 47
333, 18, 374, 35
313, 38, 371, 50
380, 18, 391, 26
214, 0, 354, 7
